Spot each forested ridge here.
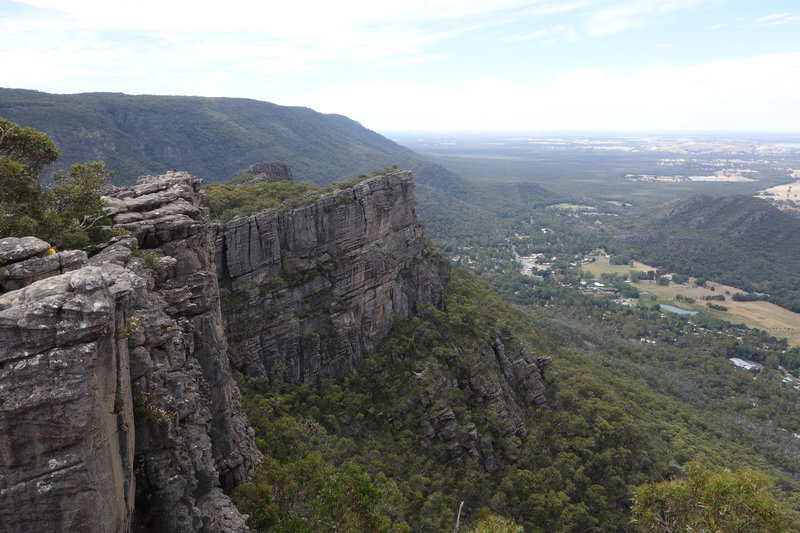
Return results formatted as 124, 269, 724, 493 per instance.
232, 266, 800, 531
232, 270, 671, 531
205, 168, 800, 529
0, 88, 417, 186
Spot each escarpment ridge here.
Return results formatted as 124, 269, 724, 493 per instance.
0, 169, 452, 532
213, 169, 452, 385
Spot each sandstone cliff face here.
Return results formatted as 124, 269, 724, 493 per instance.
0, 173, 261, 532
213, 170, 451, 385
104, 173, 261, 531
0, 244, 135, 532
0, 168, 452, 531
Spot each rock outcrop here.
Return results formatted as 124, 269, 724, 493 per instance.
104, 173, 261, 531
0, 236, 88, 292
0, 173, 261, 532
0, 168, 453, 531
231, 161, 293, 185
0, 258, 136, 532
213, 170, 451, 385
410, 333, 551, 473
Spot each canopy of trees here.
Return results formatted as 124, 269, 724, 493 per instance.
0, 117, 113, 248
632, 462, 789, 532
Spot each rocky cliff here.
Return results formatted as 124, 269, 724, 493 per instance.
0, 168, 452, 531
230, 161, 293, 185
0, 173, 261, 532
213, 169, 451, 385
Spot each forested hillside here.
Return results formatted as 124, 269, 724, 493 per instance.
231, 267, 800, 531
0, 88, 417, 185
4, 106, 798, 531
231, 270, 673, 531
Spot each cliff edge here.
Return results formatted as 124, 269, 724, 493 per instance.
213, 169, 451, 385
1, 172, 261, 532
0, 168, 450, 531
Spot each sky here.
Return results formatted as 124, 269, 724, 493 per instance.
2, 0, 800, 133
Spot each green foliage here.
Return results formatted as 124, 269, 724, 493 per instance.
0, 117, 112, 248
228, 171, 255, 185
235, 269, 668, 532
219, 286, 249, 311
632, 462, 789, 532
131, 248, 166, 277
732, 292, 767, 302
414, 184, 800, 527
205, 179, 320, 221
48, 162, 114, 247
468, 516, 523, 533
230, 415, 396, 533
0, 116, 60, 171
205, 165, 401, 221
613, 195, 800, 312
0, 89, 418, 186
353, 164, 398, 182
1, 116, 59, 240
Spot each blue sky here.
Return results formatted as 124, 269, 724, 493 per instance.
2, 0, 799, 132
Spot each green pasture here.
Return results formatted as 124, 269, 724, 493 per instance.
584, 257, 800, 346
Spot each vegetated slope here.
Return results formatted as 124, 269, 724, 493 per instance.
232, 269, 672, 532
417, 179, 562, 256
0, 88, 417, 185
614, 194, 800, 311
233, 266, 800, 532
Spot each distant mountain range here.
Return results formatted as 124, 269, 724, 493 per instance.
0, 88, 429, 187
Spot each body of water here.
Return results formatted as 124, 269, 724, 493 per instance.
660, 304, 698, 316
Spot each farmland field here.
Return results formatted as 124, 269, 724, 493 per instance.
584, 257, 800, 346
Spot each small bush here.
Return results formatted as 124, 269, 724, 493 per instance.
132, 248, 166, 277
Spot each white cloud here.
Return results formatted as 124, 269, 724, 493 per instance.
3, 0, 516, 88
503, 28, 554, 42
281, 52, 800, 132
585, 0, 711, 37
12, 0, 535, 33
752, 12, 800, 26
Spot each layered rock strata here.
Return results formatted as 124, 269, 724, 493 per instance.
104, 173, 261, 530
0, 168, 452, 531
0, 253, 135, 532
213, 170, 451, 385
0, 173, 261, 532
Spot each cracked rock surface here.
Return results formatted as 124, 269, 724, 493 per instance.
1, 173, 261, 532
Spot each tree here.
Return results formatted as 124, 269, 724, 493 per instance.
631, 462, 789, 532
0, 117, 60, 236
0, 117, 112, 248
468, 515, 523, 533
49, 161, 114, 248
